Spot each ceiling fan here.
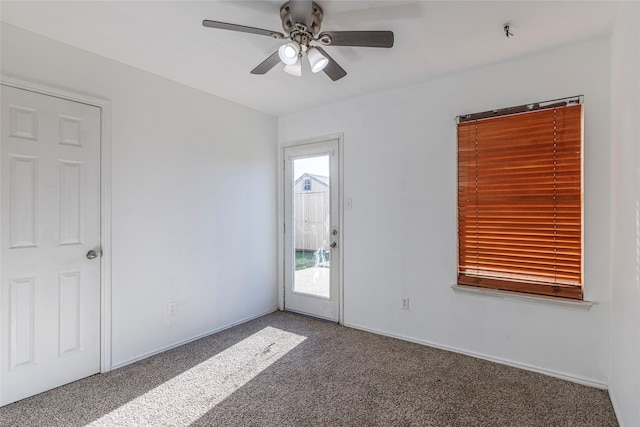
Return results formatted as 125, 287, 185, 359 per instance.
202, 0, 394, 81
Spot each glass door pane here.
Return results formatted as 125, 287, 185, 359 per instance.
292, 155, 331, 298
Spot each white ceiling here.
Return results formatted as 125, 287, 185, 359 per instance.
1, 1, 621, 117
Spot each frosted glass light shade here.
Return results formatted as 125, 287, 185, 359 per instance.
278, 42, 300, 65
283, 59, 302, 76
307, 47, 329, 73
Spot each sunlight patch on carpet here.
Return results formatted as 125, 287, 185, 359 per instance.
88, 327, 306, 426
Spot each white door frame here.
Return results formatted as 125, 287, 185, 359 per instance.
277, 134, 344, 324
0, 75, 113, 383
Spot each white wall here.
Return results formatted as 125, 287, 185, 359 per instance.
609, 1, 640, 425
279, 38, 611, 385
1, 23, 278, 367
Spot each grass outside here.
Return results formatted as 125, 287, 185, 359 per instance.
295, 250, 330, 270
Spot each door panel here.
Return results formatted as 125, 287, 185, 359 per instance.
284, 140, 340, 321
1, 85, 101, 406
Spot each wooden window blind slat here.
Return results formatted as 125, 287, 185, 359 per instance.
457, 104, 583, 300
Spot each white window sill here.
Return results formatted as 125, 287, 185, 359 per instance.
451, 284, 593, 310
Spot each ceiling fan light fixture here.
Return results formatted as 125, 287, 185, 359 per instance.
202, 2, 394, 81
307, 47, 329, 73
283, 58, 302, 76
278, 41, 300, 65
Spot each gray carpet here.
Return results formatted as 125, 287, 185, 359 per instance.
0, 311, 617, 426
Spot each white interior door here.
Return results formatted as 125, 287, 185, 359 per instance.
284, 140, 340, 321
1, 85, 101, 405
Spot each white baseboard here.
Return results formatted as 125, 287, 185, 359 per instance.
608, 387, 627, 427
110, 311, 609, 388
111, 307, 278, 370
344, 321, 608, 390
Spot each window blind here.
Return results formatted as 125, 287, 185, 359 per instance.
457, 104, 583, 299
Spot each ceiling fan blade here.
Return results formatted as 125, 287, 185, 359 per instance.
289, 0, 313, 26
314, 47, 347, 81
250, 51, 282, 75
203, 20, 284, 39
317, 31, 394, 48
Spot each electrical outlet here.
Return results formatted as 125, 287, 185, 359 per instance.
401, 297, 409, 310
168, 302, 177, 316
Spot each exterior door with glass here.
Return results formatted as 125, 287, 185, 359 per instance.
284, 139, 340, 321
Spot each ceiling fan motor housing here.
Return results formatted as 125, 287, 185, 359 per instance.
280, 1, 323, 36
